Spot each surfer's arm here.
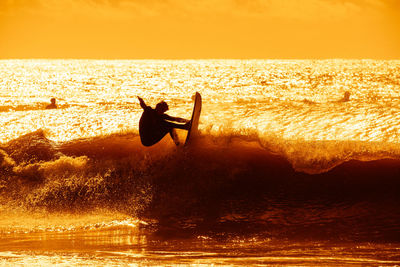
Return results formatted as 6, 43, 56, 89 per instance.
162, 114, 189, 123
137, 96, 148, 110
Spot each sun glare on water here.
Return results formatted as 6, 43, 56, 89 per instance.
1, 59, 399, 145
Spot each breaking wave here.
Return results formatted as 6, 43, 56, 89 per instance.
1, 129, 400, 241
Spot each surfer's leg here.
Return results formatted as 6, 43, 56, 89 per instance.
169, 129, 180, 146
160, 120, 190, 146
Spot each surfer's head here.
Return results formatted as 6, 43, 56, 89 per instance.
156, 101, 169, 113
50, 98, 56, 104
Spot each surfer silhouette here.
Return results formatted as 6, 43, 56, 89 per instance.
46, 98, 57, 109
137, 96, 189, 146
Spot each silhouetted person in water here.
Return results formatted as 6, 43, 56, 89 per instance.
338, 91, 350, 102
138, 96, 189, 146
342, 91, 350, 102
46, 98, 57, 109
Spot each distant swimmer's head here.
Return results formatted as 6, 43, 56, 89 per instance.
343, 91, 350, 102
46, 98, 57, 109
156, 101, 169, 114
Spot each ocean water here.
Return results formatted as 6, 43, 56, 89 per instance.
0, 59, 400, 265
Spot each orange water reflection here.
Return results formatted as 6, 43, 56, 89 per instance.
1, 227, 399, 266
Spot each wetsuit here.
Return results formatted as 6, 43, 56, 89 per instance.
139, 102, 187, 146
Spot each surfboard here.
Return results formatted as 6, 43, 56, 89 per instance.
185, 92, 202, 146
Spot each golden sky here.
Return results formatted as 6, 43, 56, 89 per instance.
0, 0, 399, 59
